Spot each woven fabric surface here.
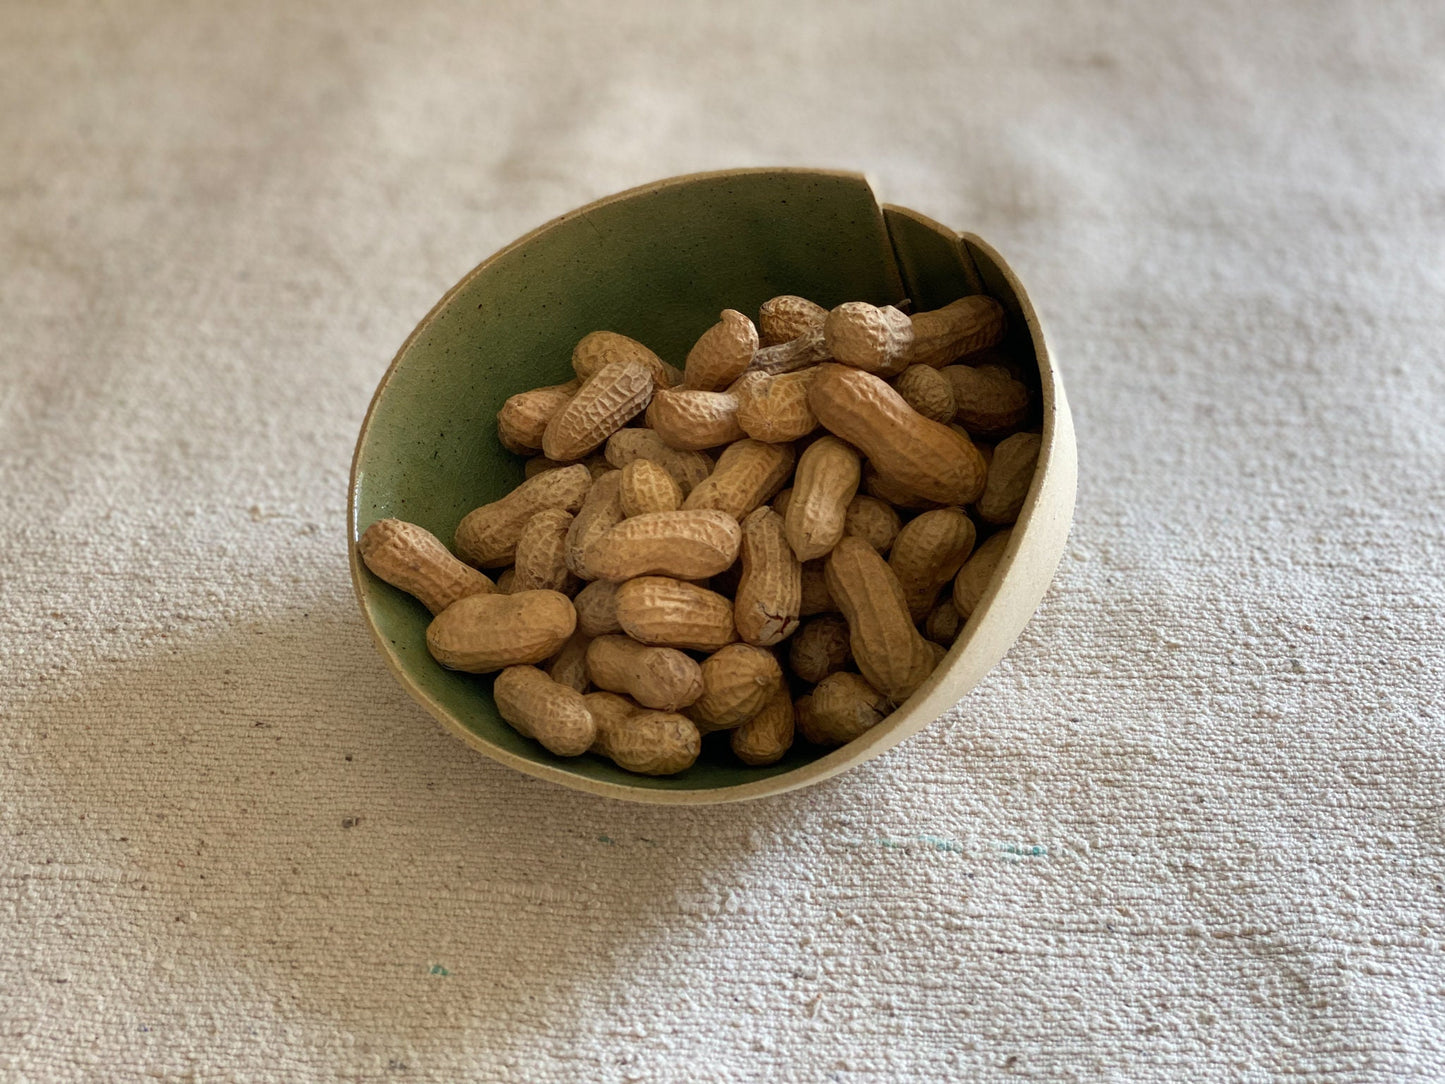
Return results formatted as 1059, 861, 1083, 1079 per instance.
3, 2, 1443, 1080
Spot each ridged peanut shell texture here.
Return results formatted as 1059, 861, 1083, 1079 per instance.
823, 301, 914, 376
564, 469, 625, 579
892, 365, 956, 424
571, 330, 678, 387
975, 432, 1042, 525
730, 685, 795, 766
586, 635, 703, 711
736, 369, 819, 444
682, 439, 795, 522
512, 508, 576, 593
358, 518, 494, 615
455, 464, 592, 568
842, 495, 901, 553
619, 458, 682, 516
585, 510, 742, 582
615, 577, 736, 651
808, 364, 986, 506
688, 644, 784, 733
943, 363, 1031, 435
684, 309, 758, 391
788, 614, 852, 684
908, 295, 1007, 368
798, 672, 889, 746
733, 507, 802, 647
645, 387, 744, 451
824, 537, 933, 703
758, 294, 827, 346
784, 436, 861, 562
542, 358, 654, 461
604, 429, 714, 495
497, 381, 578, 454
889, 509, 978, 621
426, 591, 577, 674
952, 529, 1013, 619
493, 666, 596, 757
597, 711, 701, 776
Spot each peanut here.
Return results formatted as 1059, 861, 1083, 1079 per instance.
683, 439, 795, 522
645, 387, 744, 450
426, 590, 576, 673
497, 380, 580, 454
751, 325, 830, 375
615, 576, 737, 651
733, 507, 802, 647
824, 537, 933, 703
823, 302, 914, 376
604, 428, 714, 495
358, 518, 495, 615
842, 495, 901, 553
564, 469, 625, 579
495, 568, 516, 593
596, 710, 701, 775
924, 600, 962, 643
543, 358, 654, 461
736, 369, 819, 443
788, 614, 852, 684
908, 295, 1006, 368
952, 529, 1012, 619
784, 435, 860, 561
975, 432, 1041, 525
512, 507, 577, 593
731, 685, 795, 766
684, 309, 758, 391
942, 363, 1030, 435
585, 509, 742, 582
688, 643, 784, 732
797, 672, 888, 746
860, 461, 944, 511
454, 464, 592, 568
583, 690, 640, 750
889, 509, 977, 620
810, 364, 986, 506
798, 559, 835, 616
493, 665, 597, 757
925, 640, 948, 669
728, 369, 771, 411
586, 634, 704, 711
546, 630, 591, 692
892, 364, 956, 423
771, 487, 792, 516
573, 578, 622, 637
572, 330, 678, 388
758, 294, 827, 346
619, 458, 683, 517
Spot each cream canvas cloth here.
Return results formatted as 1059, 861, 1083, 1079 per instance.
3, 2, 1443, 1080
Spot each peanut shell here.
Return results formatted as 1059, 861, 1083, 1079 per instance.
358, 518, 495, 615
426, 590, 576, 673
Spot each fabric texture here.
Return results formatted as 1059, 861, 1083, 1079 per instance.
3, 2, 1443, 1080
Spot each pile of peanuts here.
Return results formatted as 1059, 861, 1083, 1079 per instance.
359, 294, 1040, 776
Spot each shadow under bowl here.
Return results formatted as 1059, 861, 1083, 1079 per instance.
349, 168, 1076, 804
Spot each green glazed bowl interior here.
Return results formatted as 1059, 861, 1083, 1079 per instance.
349, 168, 1075, 804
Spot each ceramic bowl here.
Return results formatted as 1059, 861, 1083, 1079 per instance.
348, 168, 1076, 804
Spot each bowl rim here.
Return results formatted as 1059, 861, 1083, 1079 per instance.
348, 167, 1076, 805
